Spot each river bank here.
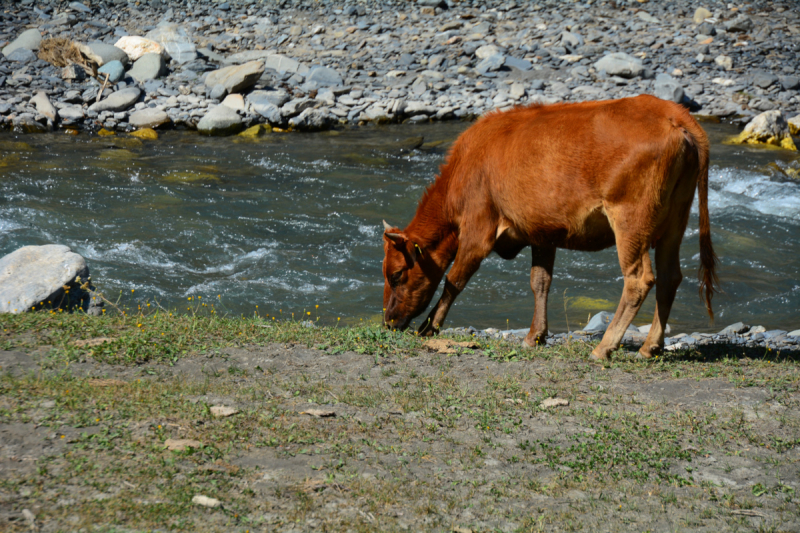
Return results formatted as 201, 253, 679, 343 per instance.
1, 0, 799, 134
1, 312, 799, 532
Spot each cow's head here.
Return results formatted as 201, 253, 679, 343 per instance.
382, 220, 441, 330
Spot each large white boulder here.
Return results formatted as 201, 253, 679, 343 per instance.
0, 245, 89, 313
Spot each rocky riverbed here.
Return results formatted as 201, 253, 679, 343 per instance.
1, 0, 799, 134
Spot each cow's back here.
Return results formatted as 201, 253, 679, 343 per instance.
443, 96, 703, 248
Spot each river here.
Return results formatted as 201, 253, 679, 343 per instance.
1, 120, 798, 332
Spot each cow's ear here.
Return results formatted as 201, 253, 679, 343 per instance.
384, 231, 407, 245
383, 220, 408, 245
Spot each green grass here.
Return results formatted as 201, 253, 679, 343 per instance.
1, 310, 799, 531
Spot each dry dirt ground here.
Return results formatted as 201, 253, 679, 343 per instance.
1, 338, 799, 532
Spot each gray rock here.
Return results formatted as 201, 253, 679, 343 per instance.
315, 88, 335, 107
197, 47, 226, 63
752, 71, 778, 89
403, 101, 434, 116
127, 53, 167, 82
725, 14, 754, 33
637, 11, 660, 24
246, 89, 289, 119
29, 92, 57, 122
57, 106, 85, 121
719, 322, 749, 335
128, 108, 170, 128
654, 74, 684, 103
475, 44, 502, 59
78, 42, 129, 67
715, 55, 733, 70
98, 60, 125, 83
251, 101, 281, 123
164, 42, 197, 64
288, 107, 335, 130
2, 29, 42, 57
204, 60, 264, 93
638, 323, 671, 335
781, 76, 800, 91
788, 329, 800, 337
582, 311, 614, 333
69, 2, 91, 13
0, 245, 89, 314
594, 52, 644, 79
306, 66, 343, 87
280, 98, 315, 118
6, 48, 37, 63
222, 50, 273, 65
697, 22, 716, 36
263, 54, 308, 75
208, 84, 226, 100
12, 115, 47, 133
62, 64, 86, 81
504, 56, 532, 71
561, 31, 584, 49
196, 104, 243, 136
476, 53, 505, 74
146, 24, 197, 64
88, 87, 141, 113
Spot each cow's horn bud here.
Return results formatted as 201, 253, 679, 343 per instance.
382, 220, 392, 231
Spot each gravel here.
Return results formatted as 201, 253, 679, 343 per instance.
0, 0, 797, 133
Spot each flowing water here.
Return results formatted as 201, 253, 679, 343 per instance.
1, 121, 798, 332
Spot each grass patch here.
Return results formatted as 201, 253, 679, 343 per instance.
1, 310, 799, 531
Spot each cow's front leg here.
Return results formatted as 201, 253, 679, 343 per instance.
524, 245, 556, 347
418, 277, 462, 336
418, 236, 493, 336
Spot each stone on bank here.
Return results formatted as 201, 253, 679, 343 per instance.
2, 29, 42, 58
197, 104, 242, 136
129, 108, 170, 129
204, 60, 265, 94
730, 110, 797, 151
0, 245, 90, 314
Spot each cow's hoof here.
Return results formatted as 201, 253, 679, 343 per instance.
417, 323, 439, 337
589, 347, 612, 361
523, 332, 546, 348
638, 345, 662, 359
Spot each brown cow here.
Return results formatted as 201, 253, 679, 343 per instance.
382, 95, 717, 361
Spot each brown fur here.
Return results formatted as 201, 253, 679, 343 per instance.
383, 95, 717, 360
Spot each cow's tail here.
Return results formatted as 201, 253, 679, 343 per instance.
693, 128, 718, 321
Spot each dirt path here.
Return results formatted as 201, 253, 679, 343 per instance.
2, 338, 799, 533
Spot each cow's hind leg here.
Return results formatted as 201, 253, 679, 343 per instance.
640, 229, 686, 358
524, 245, 556, 347
591, 237, 655, 361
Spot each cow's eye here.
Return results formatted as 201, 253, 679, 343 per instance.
389, 271, 403, 287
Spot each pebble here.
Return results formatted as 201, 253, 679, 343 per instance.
97, 60, 125, 84
0, 0, 797, 135
127, 53, 167, 83
128, 107, 170, 129
88, 87, 141, 113
78, 42, 129, 67
191, 495, 221, 508
2, 28, 41, 57
442, 312, 800, 354
196, 104, 242, 136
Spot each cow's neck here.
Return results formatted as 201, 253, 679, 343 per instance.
405, 177, 458, 272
